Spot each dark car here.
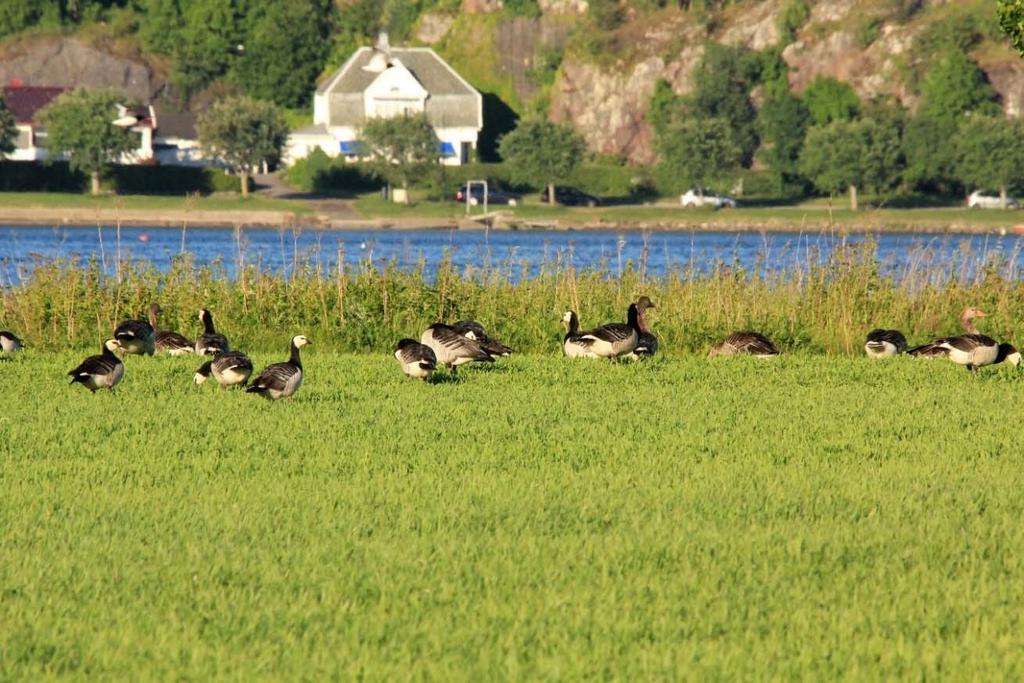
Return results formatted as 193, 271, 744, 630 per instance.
539, 186, 602, 207
455, 184, 520, 206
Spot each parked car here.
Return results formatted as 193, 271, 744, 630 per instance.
680, 189, 737, 209
539, 186, 602, 207
967, 190, 1020, 209
455, 185, 519, 206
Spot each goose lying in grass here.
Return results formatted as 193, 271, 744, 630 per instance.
394, 339, 438, 380
421, 323, 494, 374
452, 320, 513, 357
68, 339, 124, 392
908, 307, 1003, 372
149, 303, 194, 356
195, 309, 230, 356
708, 331, 780, 358
194, 351, 254, 388
0, 330, 22, 353
628, 296, 658, 359
564, 303, 642, 360
246, 335, 310, 400
113, 316, 155, 356
864, 328, 907, 358
561, 311, 600, 358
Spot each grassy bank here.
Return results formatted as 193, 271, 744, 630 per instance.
3, 243, 1024, 355
0, 192, 314, 214
353, 193, 1024, 232
3, 353, 1024, 678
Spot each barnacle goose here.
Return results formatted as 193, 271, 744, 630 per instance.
149, 303, 194, 356
194, 351, 254, 388
452, 320, 513, 357
864, 328, 908, 358
195, 308, 230, 356
113, 315, 155, 356
561, 311, 600, 358
246, 335, 309, 400
708, 331, 780, 358
421, 323, 494, 374
394, 339, 438, 380
68, 339, 124, 392
0, 330, 22, 353
908, 308, 1000, 372
570, 302, 642, 359
627, 296, 658, 359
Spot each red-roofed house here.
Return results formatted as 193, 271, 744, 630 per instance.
2, 84, 157, 163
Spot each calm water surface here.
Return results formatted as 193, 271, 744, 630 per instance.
1, 224, 1022, 283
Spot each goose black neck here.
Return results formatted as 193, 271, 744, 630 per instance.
102, 343, 117, 357
289, 341, 303, 368
997, 343, 1015, 362
203, 313, 216, 334
627, 304, 640, 332
567, 312, 579, 335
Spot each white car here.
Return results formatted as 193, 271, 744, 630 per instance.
967, 190, 1019, 209
680, 189, 737, 209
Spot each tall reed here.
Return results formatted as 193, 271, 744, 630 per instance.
3, 241, 1024, 355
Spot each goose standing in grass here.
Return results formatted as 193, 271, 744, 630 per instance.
708, 331, 780, 358
194, 351, 254, 388
195, 308, 230, 356
452, 320, 513, 357
864, 328, 908, 358
421, 323, 494, 374
908, 307, 1001, 372
0, 330, 22, 353
68, 339, 124, 392
246, 335, 310, 400
627, 296, 658, 359
561, 311, 600, 358
394, 339, 438, 380
568, 302, 643, 360
148, 303, 194, 356
113, 315, 155, 356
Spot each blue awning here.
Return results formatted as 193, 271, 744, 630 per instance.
340, 140, 363, 155
439, 142, 456, 157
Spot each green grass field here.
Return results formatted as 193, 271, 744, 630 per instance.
3, 351, 1024, 678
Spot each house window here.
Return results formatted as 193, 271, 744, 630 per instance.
373, 98, 419, 118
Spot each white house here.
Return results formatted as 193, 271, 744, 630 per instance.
2, 84, 156, 163
286, 36, 483, 166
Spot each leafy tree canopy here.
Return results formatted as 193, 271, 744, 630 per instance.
999, 0, 1024, 55
688, 42, 760, 166
757, 87, 810, 193
955, 115, 1024, 204
918, 50, 999, 124
801, 76, 860, 127
197, 95, 288, 196
40, 87, 137, 195
657, 116, 742, 195
498, 118, 586, 202
360, 111, 440, 197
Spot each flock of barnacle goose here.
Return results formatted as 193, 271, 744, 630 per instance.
0, 301, 1017, 397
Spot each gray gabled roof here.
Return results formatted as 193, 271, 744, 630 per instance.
317, 47, 482, 130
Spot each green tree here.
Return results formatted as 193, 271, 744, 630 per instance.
0, 91, 16, 155
657, 117, 742, 196
498, 118, 585, 204
757, 87, 810, 193
801, 76, 860, 126
904, 51, 999, 192
997, 0, 1024, 56
197, 95, 288, 197
40, 88, 137, 195
799, 118, 902, 210
955, 115, 1024, 208
688, 42, 760, 166
360, 112, 439, 202
173, 0, 244, 100
233, 0, 331, 108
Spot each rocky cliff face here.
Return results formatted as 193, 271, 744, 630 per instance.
0, 38, 160, 102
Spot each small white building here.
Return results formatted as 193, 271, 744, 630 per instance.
286, 38, 483, 166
